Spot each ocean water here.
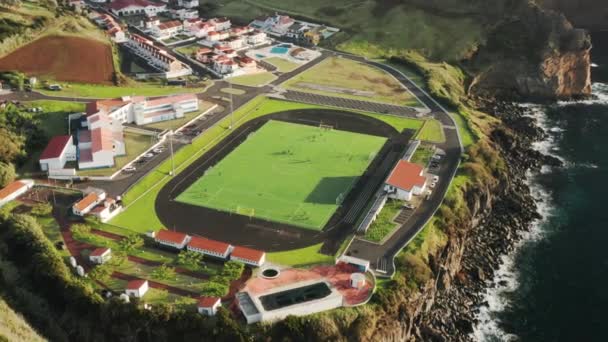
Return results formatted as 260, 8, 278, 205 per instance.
474, 31, 608, 341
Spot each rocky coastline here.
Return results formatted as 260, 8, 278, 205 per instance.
409, 102, 559, 341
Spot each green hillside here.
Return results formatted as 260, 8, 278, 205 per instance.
0, 296, 46, 342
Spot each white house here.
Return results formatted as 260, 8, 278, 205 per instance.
245, 30, 267, 45
178, 0, 199, 8
230, 246, 266, 267
170, 8, 198, 21
39, 135, 77, 171
197, 297, 221, 316
125, 280, 149, 298
209, 17, 231, 31
90, 198, 121, 222
154, 230, 191, 249
110, 0, 166, 17
125, 34, 185, 74
152, 20, 183, 39
89, 247, 112, 264
72, 191, 106, 216
384, 160, 427, 201
187, 236, 233, 259
0, 180, 34, 208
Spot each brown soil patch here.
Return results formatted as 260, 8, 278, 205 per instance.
0, 35, 114, 84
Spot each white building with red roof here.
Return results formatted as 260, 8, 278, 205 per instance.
73, 191, 106, 216
230, 246, 266, 267
209, 17, 231, 31
90, 198, 121, 222
125, 279, 149, 298
178, 0, 199, 9
152, 20, 183, 39
39, 135, 76, 171
110, 0, 166, 17
154, 230, 191, 249
384, 160, 427, 201
197, 296, 221, 316
0, 180, 34, 208
89, 247, 112, 264
187, 236, 233, 259
125, 33, 188, 76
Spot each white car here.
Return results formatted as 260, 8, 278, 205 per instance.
432, 175, 439, 183
124, 166, 136, 172
143, 153, 154, 158
153, 148, 164, 154
432, 154, 443, 160
430, 182, 437, 189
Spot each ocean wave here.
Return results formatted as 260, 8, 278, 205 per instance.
557, 83, 608, 106
591, 63, 599, 68
472, 105, 559, 341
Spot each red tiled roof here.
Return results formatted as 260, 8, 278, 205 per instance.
385, 160, 426, 191
198, 296, 220, 308
91, 127, 113, 153
0, 181, 27, 200
158, 20, 182, 30
231, 246, 265, 262
74, 193, 99, 212
126, 279, 147, 290
110, 0, 162, 11
188, 236, 231, 255
90, 247, 110, 257
155, 230, 189, 244
40, 135, 72, 160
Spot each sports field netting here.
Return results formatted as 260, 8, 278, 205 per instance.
175, 120, 387, 230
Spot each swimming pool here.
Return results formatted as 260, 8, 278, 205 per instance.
255, 54, 266, 59
270, 46, 289, 54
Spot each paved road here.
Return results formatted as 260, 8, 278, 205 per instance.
340, 54, 463, 277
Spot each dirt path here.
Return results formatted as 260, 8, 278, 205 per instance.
111, 271, 199, 298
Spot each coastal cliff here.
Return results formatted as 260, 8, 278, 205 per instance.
467, 3, 592, 100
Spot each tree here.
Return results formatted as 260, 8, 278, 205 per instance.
0, 128, 25, 164
150, 264, 176, 280
177, 250, 203, 269
31, 202, 53, 217
118, 234, 143, 252
71, 224, 91, 240
220, 261, 244, 280
199, 282, 228, 297
89, 264, 112, 283
107, 250, 127, 267
0, 162, 15, 187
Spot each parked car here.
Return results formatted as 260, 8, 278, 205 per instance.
153, 147, 164, 154
124, 166, 137, 172
430, 182, 437, 189
143, 153, 154, 158
185, 124, 196, 129
432, 175, 439, 183
173, 131, 184, 136
47, 84, 62, 91
432, 154, 443, 161
403, 203, 416, 210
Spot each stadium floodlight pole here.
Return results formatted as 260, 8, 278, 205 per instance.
169, 130, 175, 176
229, 81, 234, 129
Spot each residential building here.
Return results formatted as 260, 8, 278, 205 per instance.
186, 21, 215, 38
197, 297, 221, 316
152, 20, 183, 39
230, 246, 266, 267
224, 36, 244, 49
209, 17, 231, 31
125, 280, 149, 298
0, 180, 34, 208
125, 34, 185, 74
170, 8, 198, 20
178, 0, 198, 8
90, 198, 121, 222
143, 16, 160, 30
235, 56, 256, 68
89, 247, 112, 264
109, 0, 166, 17
206, 31, 220, 41
154, 230, 191, 249
187, 236, 233, 259
72, 191, 106, 216
39, 135, 77, 171
245, 30, 267, 45
384, 160, 427, 201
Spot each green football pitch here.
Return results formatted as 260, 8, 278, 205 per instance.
175, 120, 388, 230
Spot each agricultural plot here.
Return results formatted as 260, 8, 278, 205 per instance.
176, 120, 387, 230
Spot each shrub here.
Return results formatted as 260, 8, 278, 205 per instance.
30, 203, 52, 217
150, 264, 176, 281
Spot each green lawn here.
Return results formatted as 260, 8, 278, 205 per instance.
175, 44, 200, 57
363, 199, 403, 243
281, 56, 421, 107
36, 81, 210, 99
266, 243, 334, 267
77, 132, 156, 176
410, 145, 435, 168
176, 120, 387, 230
227, 72, 277, 87
143, 101, 216, 131
416, 119, 445, 143
264, 57, 300, 73
110, 97, 423, 233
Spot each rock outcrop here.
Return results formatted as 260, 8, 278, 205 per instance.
467, 3, 592, 100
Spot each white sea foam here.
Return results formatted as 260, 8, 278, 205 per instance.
472, 105, 560, 341
591, 63, 599, 68
558, 83, 608, 106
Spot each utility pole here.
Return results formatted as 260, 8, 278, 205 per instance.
169, 130, 175, 176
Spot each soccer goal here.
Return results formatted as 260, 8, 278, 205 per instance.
319, 123, 334, 131
236, 206, 255, 218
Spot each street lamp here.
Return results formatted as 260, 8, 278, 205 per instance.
229, 81, 234, 130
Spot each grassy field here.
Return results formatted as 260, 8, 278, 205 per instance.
110, 97, 423, 233
227, 72, 277, 87
77, 132, 156, 177
266, 243, 334, 267
410, 145, 435, 168
175, 44, 200, 57
363, 199, 402, 243
143, 101, 216, 131
282, 57, 420, 107
177, 120, 386, 230
0, 297, 46, 342
37, 81, 211, 99
416, 119, 445, 143
264, 57, 300, 73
